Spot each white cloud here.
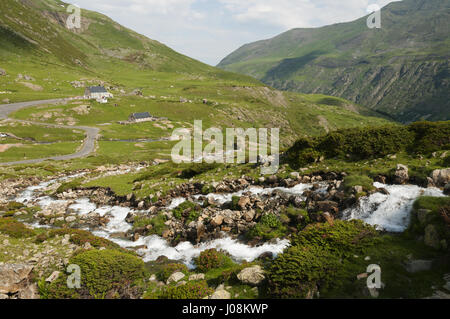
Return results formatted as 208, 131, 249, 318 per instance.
68, 0, 401, 65
219, 0, 401, 29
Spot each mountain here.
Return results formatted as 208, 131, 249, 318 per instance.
218, 0, 450, 123
0, 0, 391, 148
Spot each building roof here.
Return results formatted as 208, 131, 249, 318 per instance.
131, 112, 152, 119
87, 86, 108, 93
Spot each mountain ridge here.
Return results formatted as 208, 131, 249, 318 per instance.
218, 0, 450, 123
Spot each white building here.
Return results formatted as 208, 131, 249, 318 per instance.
85, 86, 113, 102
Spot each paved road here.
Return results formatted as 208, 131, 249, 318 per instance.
0, 98, 99, 166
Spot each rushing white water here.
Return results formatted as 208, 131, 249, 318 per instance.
13, 176, 297, 266
344, 182, 447, 232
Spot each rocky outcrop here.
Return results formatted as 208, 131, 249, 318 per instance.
394, 164, 409, 184
431, 169, 450, 187
0, 264, 39, 299
237, 265, 265, 286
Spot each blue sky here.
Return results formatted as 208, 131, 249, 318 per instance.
70, 0, 401, 66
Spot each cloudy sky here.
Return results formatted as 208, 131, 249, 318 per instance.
70, 0, 401, 66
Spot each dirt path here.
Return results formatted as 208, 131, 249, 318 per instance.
0, 98, 99, 166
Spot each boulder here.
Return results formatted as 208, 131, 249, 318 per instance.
189, 274, 205, 281
0, 68, 6, 76
167, 272, 185, 284
45, 271, 60, 283
394, 164, 409, 184
404, 260, 433, 273
210, 289, 231, 299
424, 224, 440, 249
238, 196, 250, 210
237, 265, 265, 286
430, 169, 450, 187
210, 215, 224, 227
243, 210, 256, 222
0, 264, 39, 299
444, 183, 450, 195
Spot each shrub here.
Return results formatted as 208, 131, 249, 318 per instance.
55, 180, 82, 194
246, 213, 287, 240
159, 280, 213, 299
172, 201, 200, 224
292, 220, 379, 258
194, 249, 229, 272
267, 220, 380, 298
48, 229, 121, 250
442, 154, 450, 167
268, 244, 341, 298
70, 249, 147, 298
343, 175, 375, 193
157, 263, 189, 282
179, 163, 220, 179
133, 214, 168, 236
0, 218, 35, 238
284, 206, 310, 230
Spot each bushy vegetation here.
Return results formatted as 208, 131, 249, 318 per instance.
172, 201, 201, 224
132, 213, 168, 236
157, 280, 214, 299
406, 196, 450, 250
55, 180, 82, 194
285, 122, 450, 168
194, 249, 232, 272
47, 229, 121, 250
343, 175, 375, 193
42, 249, 147, 299
179, 163, 220, 179
267, 220, 379, 298
246, 213, 287, 240
0, 217, 35, 238
281, 206, 310, 230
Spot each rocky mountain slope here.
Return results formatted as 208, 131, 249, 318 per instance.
218, 0, 450, 123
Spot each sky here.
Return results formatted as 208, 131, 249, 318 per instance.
69, 0, 401, 66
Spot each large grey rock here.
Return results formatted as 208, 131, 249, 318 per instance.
237, 265, 265, 286
404, 260, 433, 273
444, 183, 450, 195
0, 68, 6, 76
424, 224, 440, 249
167, 272, 185, 284
0, 264, 39, 299
394, 164, 409, 184
430, 169, 450, 187
210, 289, 231, 299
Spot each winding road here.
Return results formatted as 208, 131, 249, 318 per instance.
0, 98, 99, 166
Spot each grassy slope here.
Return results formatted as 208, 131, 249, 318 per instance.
218, 0, 450, 123
0, 0, 391, 165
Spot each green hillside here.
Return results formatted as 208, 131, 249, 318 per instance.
0, 0, 391, 157
218, 0, 450, 123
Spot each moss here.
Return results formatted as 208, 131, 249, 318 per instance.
0, 218, 35, 238
406, 196, 450, 250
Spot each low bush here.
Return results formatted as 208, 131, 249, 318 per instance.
133, 214, 168, 236
158, 280, 213, 299
42, 249, 147, 299
194, 249, 231, 272
246, 213, 287, 240
0, 218, 35, 238
172, 201, 200, 224
179, 163, 220, 179
343, 175, 375, 193
55, 180, 82, 194
48, 229, 121, 250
